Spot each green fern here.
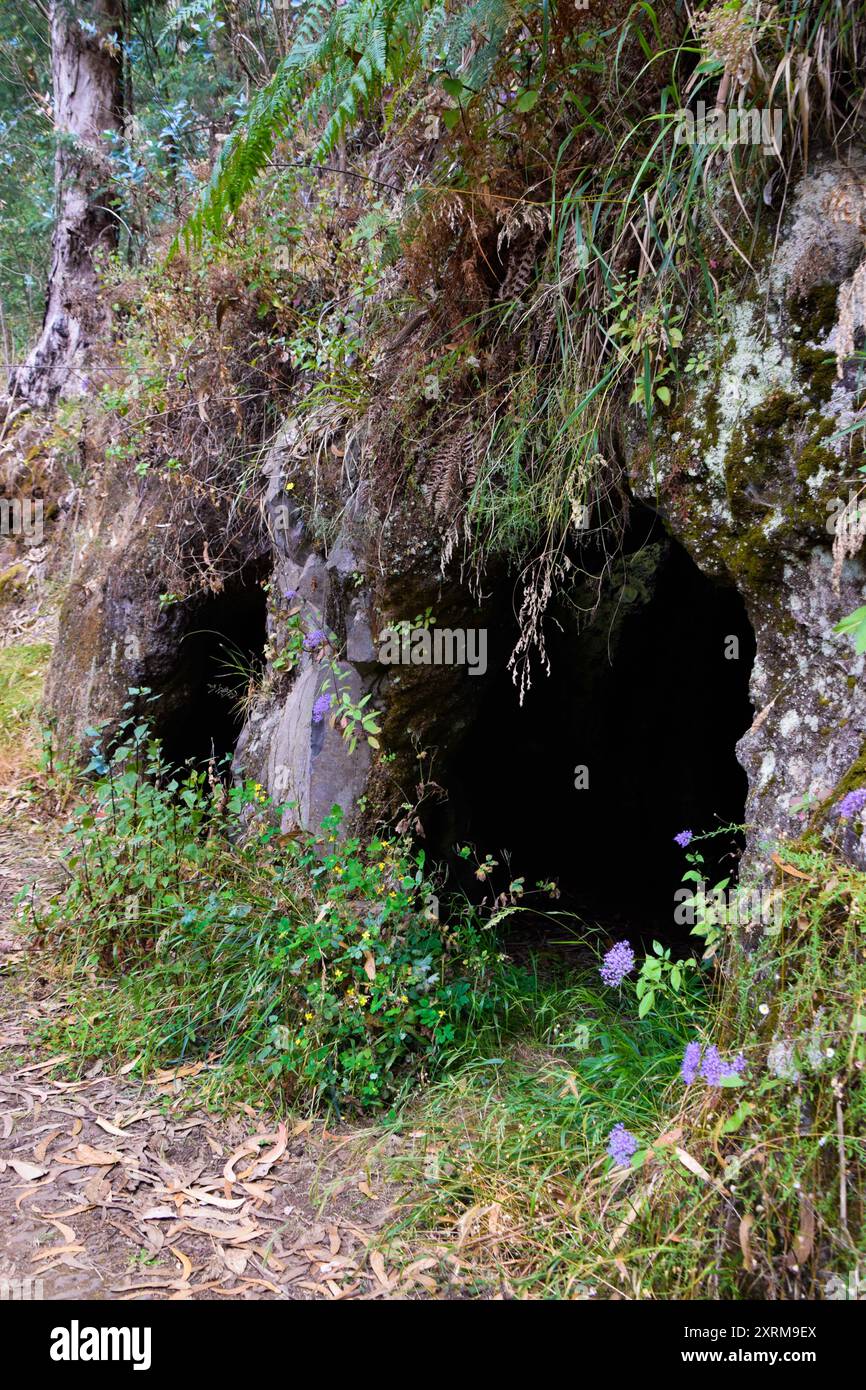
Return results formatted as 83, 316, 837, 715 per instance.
177, 0, 518, 253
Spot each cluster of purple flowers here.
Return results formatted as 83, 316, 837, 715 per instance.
599, 939, 636, 988
674, 829, 694, 848
607, 1123, 639, 1167
836, 787, 866, 821
681, 1041, 746, 1086
303, 628, 327, 652
312, 692, 333, 724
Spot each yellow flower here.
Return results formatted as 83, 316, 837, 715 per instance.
305, 1011, 314, 1021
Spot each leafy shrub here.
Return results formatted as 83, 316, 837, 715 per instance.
38, 706, 500, 1108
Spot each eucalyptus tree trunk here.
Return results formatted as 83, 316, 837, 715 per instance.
9, 0, 123, 409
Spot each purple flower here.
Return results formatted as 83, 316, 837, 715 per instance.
599, 939, 636, 988
607, 1123, 639, 1167
312, 692, 332, 724
681, 1041, 701, 1085
674, 829, 694, 848
303, 628, 326, 652
837, 787, 866, 820
686, 1043, 745, 1087
700, 1045, 727, 1087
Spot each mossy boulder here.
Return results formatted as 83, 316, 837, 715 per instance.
629, 157, 866, 872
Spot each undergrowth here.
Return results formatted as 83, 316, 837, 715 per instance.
367, 844, 866, 1299
34, 704, 503, 1112
21, 701, 866, 1298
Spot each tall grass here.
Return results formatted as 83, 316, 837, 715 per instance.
368, 847, 866, 1299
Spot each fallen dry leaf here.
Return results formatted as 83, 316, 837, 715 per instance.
739, 1213, 756, 1272
94, 1116, 129, 1137
674, 1146, 725, 1192
169, 1246, 192, 1283
220, 1246, 247, 1275
771, 853, 813, 881
31, 1242, 86, 1260
8, 1158, 47, 1181
59, 1144, 123, 1167
369, 1249, 390, 1290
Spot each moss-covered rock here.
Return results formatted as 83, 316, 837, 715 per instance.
629, 158, 866, 875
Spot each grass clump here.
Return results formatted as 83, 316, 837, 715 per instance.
0, 641, 51, 782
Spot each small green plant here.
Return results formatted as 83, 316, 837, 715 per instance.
635, 939, 698, 1018
37, 708, 496, 1108
334, 689, 382, 752
267, 603, 309, 673
675, 828, 744, 960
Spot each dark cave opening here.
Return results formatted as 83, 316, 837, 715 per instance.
426, 509, 756, 948
153, 569, 268, 770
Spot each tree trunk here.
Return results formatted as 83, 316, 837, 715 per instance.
8, 0, 124, 409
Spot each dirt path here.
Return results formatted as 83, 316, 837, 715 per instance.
0, 823, 419, 1301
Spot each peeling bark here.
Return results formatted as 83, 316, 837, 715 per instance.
8, 0, 123, 409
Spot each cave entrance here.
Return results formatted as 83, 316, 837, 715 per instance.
427, 510, 755, 949
153, 567, 268, 770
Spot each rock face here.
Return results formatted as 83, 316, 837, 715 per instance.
232, 421, 375, 830
628, 159, 866, 873
231, 419, 500, 834
44, 461, 268, 761
44, 157, 866, 876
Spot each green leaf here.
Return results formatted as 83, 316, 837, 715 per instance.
515, 89, 539, 112
722, 1100, 754, 1134
441, 76, 464, 99
638, 990, 654, 1018
656, 384, 671, 406
834, 606, 866, 653
442, 107, 461, 129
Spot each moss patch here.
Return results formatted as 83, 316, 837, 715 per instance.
793, 344, 837, 407
790, 281, 839, 339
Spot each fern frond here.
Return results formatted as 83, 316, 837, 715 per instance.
176, 0, 520, 254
